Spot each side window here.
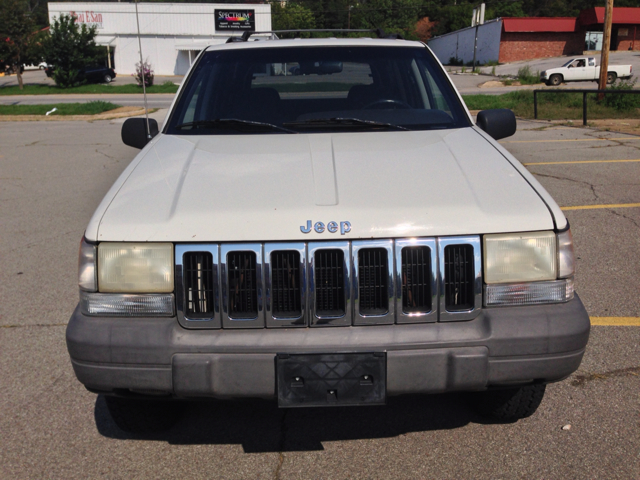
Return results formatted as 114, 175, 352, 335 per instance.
589, 58, 595, 67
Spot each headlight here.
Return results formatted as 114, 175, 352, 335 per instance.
484, 231, 556, 284
98, 243, 174, 293
483, 230, 575, 307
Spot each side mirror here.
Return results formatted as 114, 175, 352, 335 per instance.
476, 109, 516, 141
121, 118, 159, 149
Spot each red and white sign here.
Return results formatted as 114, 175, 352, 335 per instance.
70, 11, 104, 30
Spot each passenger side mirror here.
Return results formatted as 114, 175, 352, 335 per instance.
476, 109, 516, 141
121, 118, 159, 149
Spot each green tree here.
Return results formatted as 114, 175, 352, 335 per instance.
41, 13, 100, 88
350, 0, 424, 39
0, 0, 42, 90
271, 1, 316, 35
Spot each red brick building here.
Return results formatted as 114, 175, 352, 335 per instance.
499, 18, 582, 63
499, 7, 640, 63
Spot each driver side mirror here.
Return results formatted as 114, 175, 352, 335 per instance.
476, 109, 516, 141
121, 118, 159, 149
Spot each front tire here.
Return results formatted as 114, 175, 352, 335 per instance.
607, 72, 617, 84
104, 396, 182, 433
549, 74, 562, 86
468, 384, 546, 421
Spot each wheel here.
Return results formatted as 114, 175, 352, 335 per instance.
103, 74, 112, 83
468, 384, 546, 421
362, 99, 412, 110
104, 396, 182, 433
607, 72, 617, 84
549, 74, 562, 86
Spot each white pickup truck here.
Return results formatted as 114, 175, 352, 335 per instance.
540, 57, 632, 86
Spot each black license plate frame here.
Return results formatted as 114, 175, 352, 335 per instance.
276, 352, 386, 408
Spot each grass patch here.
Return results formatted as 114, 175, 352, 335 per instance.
462, 90, 640, 120
0, 81, 179, 96
0, 101, 121, 116
516, 65, 541, 85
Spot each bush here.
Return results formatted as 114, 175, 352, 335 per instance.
41, 14, 101, 88
603, 79, 640, 111
133, 60, 154, 87
517, 65, 540, 85
448, 56, 463, 66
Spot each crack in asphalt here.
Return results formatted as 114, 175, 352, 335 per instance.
528, 171, 601, 201
610, 209, 640, 230
571, 366, 640, 387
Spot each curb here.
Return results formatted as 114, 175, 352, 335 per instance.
0, 107, 148, 122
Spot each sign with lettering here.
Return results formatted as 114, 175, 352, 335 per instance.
215, 9, 255, 31
70, 10, 104, 30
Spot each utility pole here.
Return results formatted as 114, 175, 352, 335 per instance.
598, 0, 614, 100
471, 3, 485, 70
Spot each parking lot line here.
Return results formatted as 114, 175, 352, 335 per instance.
524, 159, 640, 166
501, 137, 640, 144
561, 203, 640, 210
590, 317, 640, 326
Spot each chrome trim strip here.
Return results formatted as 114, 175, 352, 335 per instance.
352, 239, 394, 325
221, 243, 264, 329
437, 236, 482, 322
264, 242, 306, 327
175, 244, 220, 329
395, 238, 437, 324
308, 241, 352, 326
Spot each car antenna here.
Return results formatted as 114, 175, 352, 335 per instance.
134, 0, 151, 140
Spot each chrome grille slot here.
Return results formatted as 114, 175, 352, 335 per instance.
358, 248, 389, 315
271, 250, 302, 317
183, 251, 215, 318
401, 246, 431, 314
315, 249, 345, 317
444, 244, 474, 311
227, 251, 258, 318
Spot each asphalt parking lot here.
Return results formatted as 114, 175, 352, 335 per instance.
0, 117, 638, 478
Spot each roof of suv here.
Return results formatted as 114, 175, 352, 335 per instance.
205, 37, 425, 52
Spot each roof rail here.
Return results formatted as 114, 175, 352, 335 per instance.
226, 29, 404, 43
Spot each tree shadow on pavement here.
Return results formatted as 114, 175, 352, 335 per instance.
95, 392, 509, 453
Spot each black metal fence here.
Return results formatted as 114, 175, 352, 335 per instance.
533, 89, 640, 126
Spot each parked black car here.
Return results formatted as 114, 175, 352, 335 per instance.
44, 65, 116, 83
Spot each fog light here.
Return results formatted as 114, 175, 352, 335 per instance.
484, 278, 574, 307
80, 291, 174, 316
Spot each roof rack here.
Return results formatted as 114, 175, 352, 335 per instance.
225, 29, 404, 43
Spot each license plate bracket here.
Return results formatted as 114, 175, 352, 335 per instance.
276, 352, 386, 407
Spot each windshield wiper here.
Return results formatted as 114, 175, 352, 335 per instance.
283, 117, 408, 131
175, 118, 297, 134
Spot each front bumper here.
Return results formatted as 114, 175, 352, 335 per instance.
67, 295, 590, 399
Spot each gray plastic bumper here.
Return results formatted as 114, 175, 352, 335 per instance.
66, 295, 590, 399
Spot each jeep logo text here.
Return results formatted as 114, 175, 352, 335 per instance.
300, 220, 351, 235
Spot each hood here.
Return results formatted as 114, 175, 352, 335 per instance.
88, 128, 554, 242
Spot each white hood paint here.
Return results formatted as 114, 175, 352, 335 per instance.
86, 128, 558, 242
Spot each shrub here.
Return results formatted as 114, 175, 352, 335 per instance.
603, 79, 640, 111
448, 56, 463, 66
517, 65, 540, 85
133, 60, 154, 87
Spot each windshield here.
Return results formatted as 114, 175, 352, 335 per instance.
166, 45, 470, 134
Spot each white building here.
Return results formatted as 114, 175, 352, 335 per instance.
47, 2, 272, 76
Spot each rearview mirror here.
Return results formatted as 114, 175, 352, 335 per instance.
476, 109, 516, 141
121, 118, 159, 149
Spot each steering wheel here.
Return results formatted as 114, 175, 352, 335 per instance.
362, 99, 412, 110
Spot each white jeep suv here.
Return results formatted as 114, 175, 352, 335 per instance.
67, 32, 590, 433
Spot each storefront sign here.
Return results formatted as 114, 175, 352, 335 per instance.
70, 10, 104, 30
215, 9, 255, 31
